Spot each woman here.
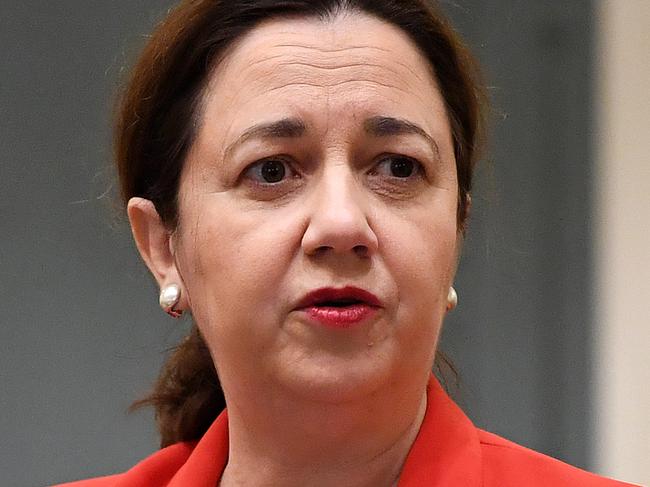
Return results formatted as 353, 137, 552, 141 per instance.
56, 0, 638, 486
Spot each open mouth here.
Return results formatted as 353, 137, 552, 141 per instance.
295, 286, 382, 312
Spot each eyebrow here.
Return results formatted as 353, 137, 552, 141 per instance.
224, 118, 306, 158
224, 115, 440, 159
364, 116, 441, 160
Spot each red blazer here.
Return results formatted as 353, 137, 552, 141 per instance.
55, 377, 639, 486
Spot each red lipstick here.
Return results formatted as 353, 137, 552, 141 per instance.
295, 286, 382, 329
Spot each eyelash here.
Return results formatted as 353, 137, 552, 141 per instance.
242, 154, 425, 187
370, 154, 424, 181
242, 157, 299, 188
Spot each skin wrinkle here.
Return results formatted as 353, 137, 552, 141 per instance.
255, 42, 428, 85
262, 79, 416, 98
245, 52, 409, 80
275, 60, 406, 74
235, 59, 435, 116
245, 58, 424, 97
229, 32, 428, 102
274, 42, 392, 52
274, 52, 428, 85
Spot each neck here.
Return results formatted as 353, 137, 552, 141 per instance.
219, 376, 429, 487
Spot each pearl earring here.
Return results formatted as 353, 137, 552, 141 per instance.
446, 286, 458, 312
159, 284, 183, 318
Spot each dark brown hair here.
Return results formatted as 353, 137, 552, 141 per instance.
118, 0, 486, 448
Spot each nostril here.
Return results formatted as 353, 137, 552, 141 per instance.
353, 245, 369, 257
308, 245, 370, 258
313, 246, 333, 256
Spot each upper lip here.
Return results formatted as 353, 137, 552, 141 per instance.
295, 286, 383, 309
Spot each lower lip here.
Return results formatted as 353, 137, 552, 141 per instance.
301, 304, 378, 329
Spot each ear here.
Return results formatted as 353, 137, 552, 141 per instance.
127, 197, 187, 309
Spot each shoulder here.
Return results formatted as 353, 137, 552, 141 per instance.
51, 441, 196, 487
477, 429, 638, 487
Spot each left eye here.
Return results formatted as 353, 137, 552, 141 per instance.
244, 158, 292, 184
374, 156, 422, 178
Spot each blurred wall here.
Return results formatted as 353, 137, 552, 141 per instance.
441, 1, 598, 472
594, 1, 650, 485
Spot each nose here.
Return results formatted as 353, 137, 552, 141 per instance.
301, 165, 379, 259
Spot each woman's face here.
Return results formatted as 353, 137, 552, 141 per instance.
174, 13, 459, 402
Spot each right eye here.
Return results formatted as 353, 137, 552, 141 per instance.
244, 158, 293, 185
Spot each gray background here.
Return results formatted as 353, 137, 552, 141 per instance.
1, 1, 596, 485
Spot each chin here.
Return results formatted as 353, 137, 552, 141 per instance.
274, 349, 401, 404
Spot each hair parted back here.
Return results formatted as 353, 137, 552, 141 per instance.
117, 0, 486, 448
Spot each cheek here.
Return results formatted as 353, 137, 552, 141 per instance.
384, 197, 457, 280
379, 201, 458, 345
176, 197, 299, 346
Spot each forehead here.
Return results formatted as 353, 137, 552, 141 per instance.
199, 12, 449, 147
